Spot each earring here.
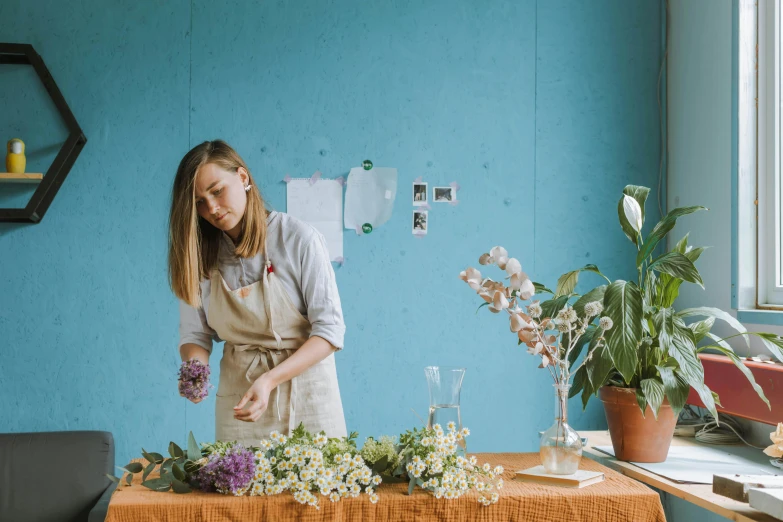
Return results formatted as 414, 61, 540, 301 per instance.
245, 184, 251, 192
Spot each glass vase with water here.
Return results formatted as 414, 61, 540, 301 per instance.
539, 382, 583, 474
425, 366, 466, 456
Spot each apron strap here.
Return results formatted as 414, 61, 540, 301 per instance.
232, 344, 297, 430
262, 259, 284, 350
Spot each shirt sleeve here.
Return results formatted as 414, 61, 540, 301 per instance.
299, 231, 346, 350
179, 299, 219, 354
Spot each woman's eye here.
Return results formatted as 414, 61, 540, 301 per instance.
213, 188, 223, 196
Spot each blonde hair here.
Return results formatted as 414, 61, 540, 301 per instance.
168, 140, 267, 307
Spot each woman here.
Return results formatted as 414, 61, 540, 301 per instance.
168, 140, 347, 446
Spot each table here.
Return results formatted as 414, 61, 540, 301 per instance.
106, 452, 666, 522
582, 430, 779, 522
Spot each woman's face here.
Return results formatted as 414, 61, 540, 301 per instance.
194, 163, 249, 240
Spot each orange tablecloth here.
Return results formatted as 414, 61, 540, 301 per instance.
106, 453, 666, 522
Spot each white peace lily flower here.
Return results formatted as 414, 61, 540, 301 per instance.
622, 195, 643, 233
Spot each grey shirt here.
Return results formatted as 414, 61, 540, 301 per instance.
178, 211, 346, 353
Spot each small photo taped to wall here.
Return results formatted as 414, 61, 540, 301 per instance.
433, 186, 455, 202
413, 182, 428, 205
413, 210, 428, 234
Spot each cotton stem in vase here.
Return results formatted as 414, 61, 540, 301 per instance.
460, 247, 614, 474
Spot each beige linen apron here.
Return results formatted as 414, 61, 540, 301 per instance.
207, 258, 347, 447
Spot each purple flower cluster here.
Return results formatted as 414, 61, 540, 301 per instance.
195, 444, 255, 494
178, 358, 211, 401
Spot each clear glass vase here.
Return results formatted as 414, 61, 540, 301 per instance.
540, 383, 583, 474
425, 366, 466, 456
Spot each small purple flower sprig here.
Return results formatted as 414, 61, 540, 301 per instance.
194, 442, 256, 495
178, 358, 212, 401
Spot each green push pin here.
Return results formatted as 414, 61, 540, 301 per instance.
362, 223, 373, 234
362, 159, 373, 170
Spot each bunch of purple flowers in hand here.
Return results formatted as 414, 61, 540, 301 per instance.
178, 358, 211, 401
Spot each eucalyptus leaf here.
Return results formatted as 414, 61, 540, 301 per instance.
603, 280, 643, 383
636, 206, 708, 266
106, 474, 121, 484
142, 477, 173, 492
168, 442, 184, 459
408, 477, 416, 496
126, 473, 133, 486
187, 432, 201, 461
371, 455, 389, 474
123, 462, 143, 474
171, 478, 192, 494
147, 452, 164, 464
172, 463, 186, 481
143, 462, 156, 482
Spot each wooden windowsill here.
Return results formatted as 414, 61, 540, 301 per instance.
0, 172, 43, 183
582, 430, 778, 522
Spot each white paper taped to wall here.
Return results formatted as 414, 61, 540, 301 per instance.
344, 167, 397, 230
286, 179, 343, 261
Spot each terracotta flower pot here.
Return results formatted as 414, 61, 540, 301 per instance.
599, 386, 677, 463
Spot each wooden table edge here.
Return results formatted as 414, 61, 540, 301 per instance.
581, 430, 778, 522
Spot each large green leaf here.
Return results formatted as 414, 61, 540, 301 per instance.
586, 340, 614, 390
555, 265, 608, 297
573, 285, 607, 318
570, 366, 587, 398
670, 320, 717, 418
603, 280, 643, 383
636, 206, 708, 266
581, 371, 596, 410
688, 317, 715, 342
540, 295, 569, 319
641, 378, 666, 419
656, 363, 690, 414
653, 308, 675, 353
533, 282, 554, 295
168, 441, 184, 459
677, 307, 750, 349
568, 326, 597, 369
755, 333, 783, 363
171, 479, 192, 494
618, 185, 651, 245
673, 233, 689, 254
669, 319, 705, 385
648, 252, 704, 288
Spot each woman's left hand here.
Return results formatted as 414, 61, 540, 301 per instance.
234, 374, 275, 422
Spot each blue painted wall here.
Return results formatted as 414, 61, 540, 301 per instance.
0, 0, 662, 472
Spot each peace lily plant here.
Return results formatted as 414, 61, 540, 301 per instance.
461, 185, 783, 461
566, 185, 783, 421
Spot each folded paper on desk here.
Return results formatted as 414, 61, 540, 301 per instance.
514, 465, 604, 488
596, 445, 777, 485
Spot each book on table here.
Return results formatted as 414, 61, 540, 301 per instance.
514, 465, 605, 488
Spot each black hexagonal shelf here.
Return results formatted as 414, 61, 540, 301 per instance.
0, 43, 87, 223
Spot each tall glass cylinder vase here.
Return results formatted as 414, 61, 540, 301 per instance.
425, 366, 466, 456
539, 383, 583, 474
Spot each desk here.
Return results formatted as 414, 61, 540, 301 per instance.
106, 452, 665, 522
582, 430, 779, 522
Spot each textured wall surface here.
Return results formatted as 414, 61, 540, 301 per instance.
0, 0, 662, 469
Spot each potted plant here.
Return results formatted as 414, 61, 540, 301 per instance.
562, 185, 783, 462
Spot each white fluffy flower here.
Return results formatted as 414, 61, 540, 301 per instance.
599, 316, 614, 330
583, 301, 603, 318
527, 302, 543, 318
